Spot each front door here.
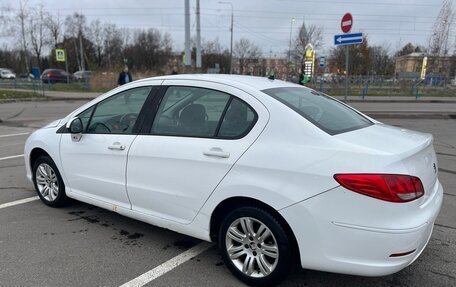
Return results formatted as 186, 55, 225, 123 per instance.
60, 86, 153, 209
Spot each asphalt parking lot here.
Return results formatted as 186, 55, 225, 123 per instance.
0, 100, 455, 286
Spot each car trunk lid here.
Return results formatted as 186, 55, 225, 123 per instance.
334, 123, 438, 200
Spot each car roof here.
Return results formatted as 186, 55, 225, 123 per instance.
136, 74, 303, 92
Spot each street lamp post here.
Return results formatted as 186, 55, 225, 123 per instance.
288, 18, 295, 80
219, 1, 233, 74
288, 17, 295, 63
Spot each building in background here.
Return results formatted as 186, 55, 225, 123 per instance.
395, 52, 456, 82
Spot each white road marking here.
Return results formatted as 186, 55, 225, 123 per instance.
119, 241, 213, 287
0, 196, 39, 210
0, 132, 29, 138
0, 154, 24, 161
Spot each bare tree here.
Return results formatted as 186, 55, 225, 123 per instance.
202, 38, 224, 54
89, 19, 104, 68
0, 4, 12, 37
65, 13, 87, 39
291, 22, 324, 69
370, 44, 394, 75
123, 28, 172, 70
429, 0, 454, 56
200, 38, 230, 73
65, 13, 88, 71
7, 0, 31, 73
119, 27, 133, 48
46, 13, 63, 49
29, 3, 49, 69
233, 38, 262, 75
103, 23, 124, 68
395, 42, 424, 57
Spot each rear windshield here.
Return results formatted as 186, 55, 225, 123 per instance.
262, 87, 372, 135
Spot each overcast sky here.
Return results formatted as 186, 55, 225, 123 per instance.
3, 0, 448, 56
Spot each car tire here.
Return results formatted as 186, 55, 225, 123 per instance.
218, 206, 293, 286
32, 156, 70, 207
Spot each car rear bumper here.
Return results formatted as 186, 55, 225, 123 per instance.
279, 180, 443, 276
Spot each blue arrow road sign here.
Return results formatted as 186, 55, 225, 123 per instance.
334, 32, 363, 46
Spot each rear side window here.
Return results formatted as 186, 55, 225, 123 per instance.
262, 87, 372, 135
218, 98, 256, 138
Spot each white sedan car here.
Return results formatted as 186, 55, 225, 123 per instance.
25, 75, 443, 286
0, 69, 16, 79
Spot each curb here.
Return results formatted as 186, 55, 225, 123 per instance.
0, 97, 48, 104
46, 97, 97, 101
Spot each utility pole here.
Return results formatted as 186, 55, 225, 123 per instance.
79, 33, 85, 71
229, 6, 233, 74
184, 0, 191, 69
196, 0, 202, 69
65, 52, 69, 83
345, 45, 349, 102
18, 0, 29, 74
288, 17, 295, 80
219, 2, 233, 74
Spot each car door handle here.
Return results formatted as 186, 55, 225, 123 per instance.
203, 148, 230, 158
108, 143, 126, 151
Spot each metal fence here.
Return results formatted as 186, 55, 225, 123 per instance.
303, 75, 456, 99
2, 74, 455, 99
0, 79, 46, 96
0, 78, 91, 96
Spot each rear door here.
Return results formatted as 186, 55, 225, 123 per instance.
126, 80, 269, 224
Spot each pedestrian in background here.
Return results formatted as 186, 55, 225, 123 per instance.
118, 66, 133, 86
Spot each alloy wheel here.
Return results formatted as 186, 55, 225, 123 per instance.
35, 163, 59, 202
225, 217, 279, 278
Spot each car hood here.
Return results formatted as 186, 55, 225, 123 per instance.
43, 118, 63, 128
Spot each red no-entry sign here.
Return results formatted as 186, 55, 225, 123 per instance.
341, 13, 353, 33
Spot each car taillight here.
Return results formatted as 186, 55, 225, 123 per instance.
333, 174, 424, 203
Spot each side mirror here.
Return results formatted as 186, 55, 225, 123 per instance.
67, 117, 83, 142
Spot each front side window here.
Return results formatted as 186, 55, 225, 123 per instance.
85, 86, 152, 134
78, 106, 94, 132
152, 86, 230, 137
262, 87, 372, 135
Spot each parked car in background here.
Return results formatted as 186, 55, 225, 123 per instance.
0, 68, 16, 79
73, 70, 92, 82
19, 73, 35, 81
41, 69, 75, 83
322, 73, 335, 83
